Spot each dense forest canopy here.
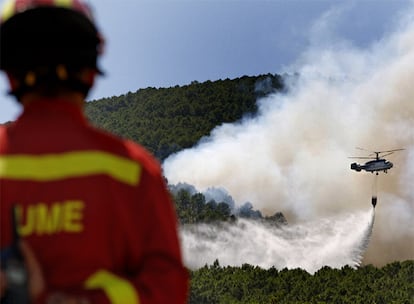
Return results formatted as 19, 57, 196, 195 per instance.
86, 74, 284, 160
189, 261, 413, 303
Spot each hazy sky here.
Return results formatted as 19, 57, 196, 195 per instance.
0, 0, 411, 123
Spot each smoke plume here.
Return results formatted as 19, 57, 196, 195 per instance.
164, 5, 414, 266
182, 209, 375, 274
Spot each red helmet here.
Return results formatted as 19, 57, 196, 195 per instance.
1, 0, 95, 23
0, 0, 104, 97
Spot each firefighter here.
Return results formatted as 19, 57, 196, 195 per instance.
0, 1, 188, 303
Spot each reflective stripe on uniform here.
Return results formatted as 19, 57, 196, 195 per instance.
85, 270, 140, 304
0, 151, 141, 186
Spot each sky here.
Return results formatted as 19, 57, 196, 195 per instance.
0, 0, 411, 123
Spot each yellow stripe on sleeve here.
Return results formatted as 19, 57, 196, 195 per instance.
85, 270, 140, 304
0, 151, 141, 186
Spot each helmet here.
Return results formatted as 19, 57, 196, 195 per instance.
0, 0, 104, 98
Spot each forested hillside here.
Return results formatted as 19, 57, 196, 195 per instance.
171, 185, 287, 224
189, 261, 413, 303
85, 74, 284, 160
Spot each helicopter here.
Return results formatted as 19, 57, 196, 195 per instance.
349, 148, 404, 175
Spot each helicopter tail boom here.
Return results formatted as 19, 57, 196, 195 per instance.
350, 163, 362, 172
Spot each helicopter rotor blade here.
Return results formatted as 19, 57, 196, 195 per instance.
374, 149, 405, 158
351, 148, 404, 160
380, 152, 395, 158
379, 148, 405, 153
355, 147, 405, 153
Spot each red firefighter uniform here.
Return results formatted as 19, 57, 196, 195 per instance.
0, 99, 188, 304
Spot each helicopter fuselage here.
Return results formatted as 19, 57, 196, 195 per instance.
350, 159, 393, 173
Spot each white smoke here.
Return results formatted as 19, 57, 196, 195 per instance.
182, 209, 374, 274
164, 5, 414, 266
